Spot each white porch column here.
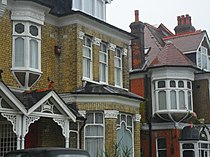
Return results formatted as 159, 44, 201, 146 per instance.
21, 115, 40, 149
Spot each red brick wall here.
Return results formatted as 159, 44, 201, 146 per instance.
141, 129, 181, 157
130, 78, 144, 97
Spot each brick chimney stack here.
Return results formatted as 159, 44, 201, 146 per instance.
129, 10, 145, 70
174, 14, 196, 35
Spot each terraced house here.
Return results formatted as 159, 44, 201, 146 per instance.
130, 11, 210, 157
0, 1, 143, 157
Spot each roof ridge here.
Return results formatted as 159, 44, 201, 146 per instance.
163, 30, 202, 40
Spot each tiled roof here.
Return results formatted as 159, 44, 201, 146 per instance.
149, 42, 196, 68
163, 31, 204, 53
72, 82, 144, 101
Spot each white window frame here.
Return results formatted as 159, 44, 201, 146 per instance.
72, 0, 106, 20
114, 47, 122, 87
197, 46, 209, 70
156, 138, 167, 157
12, 21, 41, 73
99, 42, 108, 84
154, 80, 193, 112
82, 36, 93, 81
84, 112, 104, 157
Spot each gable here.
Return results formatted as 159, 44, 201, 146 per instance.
0, 81, 27, 114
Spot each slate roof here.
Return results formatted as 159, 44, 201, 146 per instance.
149, 42, 196, 68
163, 31, 205, 53
71, 82, 144, 101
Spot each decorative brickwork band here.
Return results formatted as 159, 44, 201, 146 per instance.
109, 43, 116, 51
134, 114, 141, 122
93, 37, 101, 46
104, 110, 119, 119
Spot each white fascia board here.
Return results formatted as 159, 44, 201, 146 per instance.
45, 13, 132, 45
0, 82, 27, 114
62, 93, 141, 108
141, 122, 188, 130
27, 91, 76, 122
8, 0, 50, 25
150, 67, 195, 81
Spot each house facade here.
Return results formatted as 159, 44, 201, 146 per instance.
130, 11, 210, 157
0, 1, 143, 157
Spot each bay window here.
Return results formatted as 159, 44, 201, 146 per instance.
85, 112, 104, 157
154, 80, 192, 112
83, 36, 92, 80
11, 21, 41, 90
99, 42, 108, 83
114, 47, 122, 87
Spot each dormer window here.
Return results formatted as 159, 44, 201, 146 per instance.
11, 21, 41, 90
72, 0, 106, 20
197, 46, 209, 70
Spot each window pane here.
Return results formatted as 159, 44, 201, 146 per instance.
83, 58, 90, 78
158, 91, 166, 110
170, 90, 177, 109
95, 113, 103, 124
178, 81, 184, 88
183, 150, 195, 157
115, 68, 121, 86
157, 138, 166, 149
86, 113, 94, 124
84, 0, 93, 15
30, 39, 38, 69
179, 91, 185, 109
86, 126, 103, 136
170, 80, 176, 87
187, 81, 191, 89
188, 91, 192, 110
85, 138, 103, 157
96, 0, 104, 19
15, 37, 24, 67
99, 63, 106, 82
158, 81, 165, 88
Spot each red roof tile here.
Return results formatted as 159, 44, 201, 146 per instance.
149, 42, 196, 68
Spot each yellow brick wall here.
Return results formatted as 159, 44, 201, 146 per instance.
0, 10, 19, 87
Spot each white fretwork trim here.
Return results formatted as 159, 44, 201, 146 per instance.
78, 110, 86, 118
78, 31, 85, 39
0, 0, 7, 19
41, 100, 54, 114
25, 116, 40, 135
133, 114, 141, 122
1, 113, 17, 134
53, 118, 66, 137
104, 110, 119, 119
93, 37, 101, 46
109, 43, 116, 51
123, 48, 128, 56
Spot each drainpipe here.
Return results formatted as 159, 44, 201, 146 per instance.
79, 118, 87, 149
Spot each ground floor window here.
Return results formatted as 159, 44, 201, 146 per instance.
85, 112, 104, 157
117, 113, 133, 157
156, 138, 167, 157
0, 121, 17, 157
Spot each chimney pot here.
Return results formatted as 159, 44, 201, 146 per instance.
177, 16, 181, 25
135, 10, 139, 22
181, 15, 185, 25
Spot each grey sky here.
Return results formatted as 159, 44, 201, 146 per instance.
106, 0, 210, 36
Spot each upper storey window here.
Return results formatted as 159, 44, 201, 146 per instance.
154, 80, 192, 112
11, 21, 41, 90
197, 46, 209, 70
83, 36, 92, 80
72, 0, 106, 20
99, 42, 108, 83
114, 47, 122, 87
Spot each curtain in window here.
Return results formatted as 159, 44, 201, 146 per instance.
85, 125, 103, 157
179, 91, 185, 109
117, 123, 132, 157
158, 91, 166, 110
30, 39, 38, 69
170, 90, 177, 109
15, 37, 24, 67
82, 47, 91, 78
